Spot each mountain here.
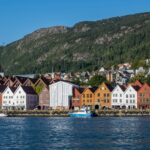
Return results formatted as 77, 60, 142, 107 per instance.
0, 12, 150, 74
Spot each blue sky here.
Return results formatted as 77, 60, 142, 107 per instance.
0, 0, 150, 45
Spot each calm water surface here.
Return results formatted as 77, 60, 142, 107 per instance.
0, 117, 150, 150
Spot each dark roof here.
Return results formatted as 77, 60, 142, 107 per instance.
118, 85, 126, 91
132, 85, 141, 91
0, 80, 4, 85
10, 87, 17, 93
0, 85, 7, 93
16, 76, 27, 84
89, 86, 98, 93
78, 87, 85, 93
105, 83, 113, 91
21, 86, 37, 95
40, 77, 51, 86
30, 78, 38, 84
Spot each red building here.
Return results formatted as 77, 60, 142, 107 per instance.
137, 83, 150, 109
71, 87, 84, 110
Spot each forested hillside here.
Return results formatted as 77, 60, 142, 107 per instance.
0, 12, 150, 74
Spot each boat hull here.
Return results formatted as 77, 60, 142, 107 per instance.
0, 113, 7, 117
69, 113, 93, 118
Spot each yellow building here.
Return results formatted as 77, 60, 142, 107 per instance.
81, 87, 97, 109
94, 82, 112, 109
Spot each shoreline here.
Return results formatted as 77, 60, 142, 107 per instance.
2, 110, 150, 117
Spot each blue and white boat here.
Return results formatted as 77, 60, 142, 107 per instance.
68, 108, 94, 117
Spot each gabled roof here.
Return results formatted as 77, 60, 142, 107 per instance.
105, 83, 113, 92
119, 85, 126, 91
132, 85, 141, 91
130, 80, 143, 87
138, 83, 150, 91
35, 77, 51, 87
0, 85, 7, 93
89, 87, 98, 93
113, 84, 126, 92
73, 87, 85, 94
10, 87, 17, 93
21, 86, 37, 95
15, 76, 28, 84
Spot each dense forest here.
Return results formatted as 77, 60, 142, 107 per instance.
0, 12, 150, 74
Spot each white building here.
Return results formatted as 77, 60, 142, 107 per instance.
111, 85, 125, 109
2, 86, 38, 110
49, 80, 78, 109
123, 85, 139, 109
2, 87, 16, 110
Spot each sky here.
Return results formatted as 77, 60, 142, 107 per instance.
0, 0, 150, 45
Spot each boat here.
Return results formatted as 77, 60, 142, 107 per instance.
68, 108, 94, 117
0, 113, 8, 117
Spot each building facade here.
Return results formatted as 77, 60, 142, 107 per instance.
49, 81, 78, 109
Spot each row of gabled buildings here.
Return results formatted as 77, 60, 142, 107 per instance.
0, 75, 150, 110
0, 75, 58, 110
71, 80, 150, 110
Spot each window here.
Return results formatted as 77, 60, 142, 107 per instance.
97, 93, 100, 97
104, 94, 106, 97
19, 91, 21, 94
133, 94, 135, 98
120, 99, 122, 103
87, 94, 89, 98
130, 94, 132, 98
126, 100, 128, 103
107, 93, 109, 97
90, 94, 92, 98
120, 94, 122, 97
126, 95, 128, 98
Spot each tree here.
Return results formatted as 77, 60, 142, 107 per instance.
129, 72, 146, 83
87, 75, 107, 86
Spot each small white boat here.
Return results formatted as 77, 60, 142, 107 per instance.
0, 113, 8, 117
68, 108, 94, 118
